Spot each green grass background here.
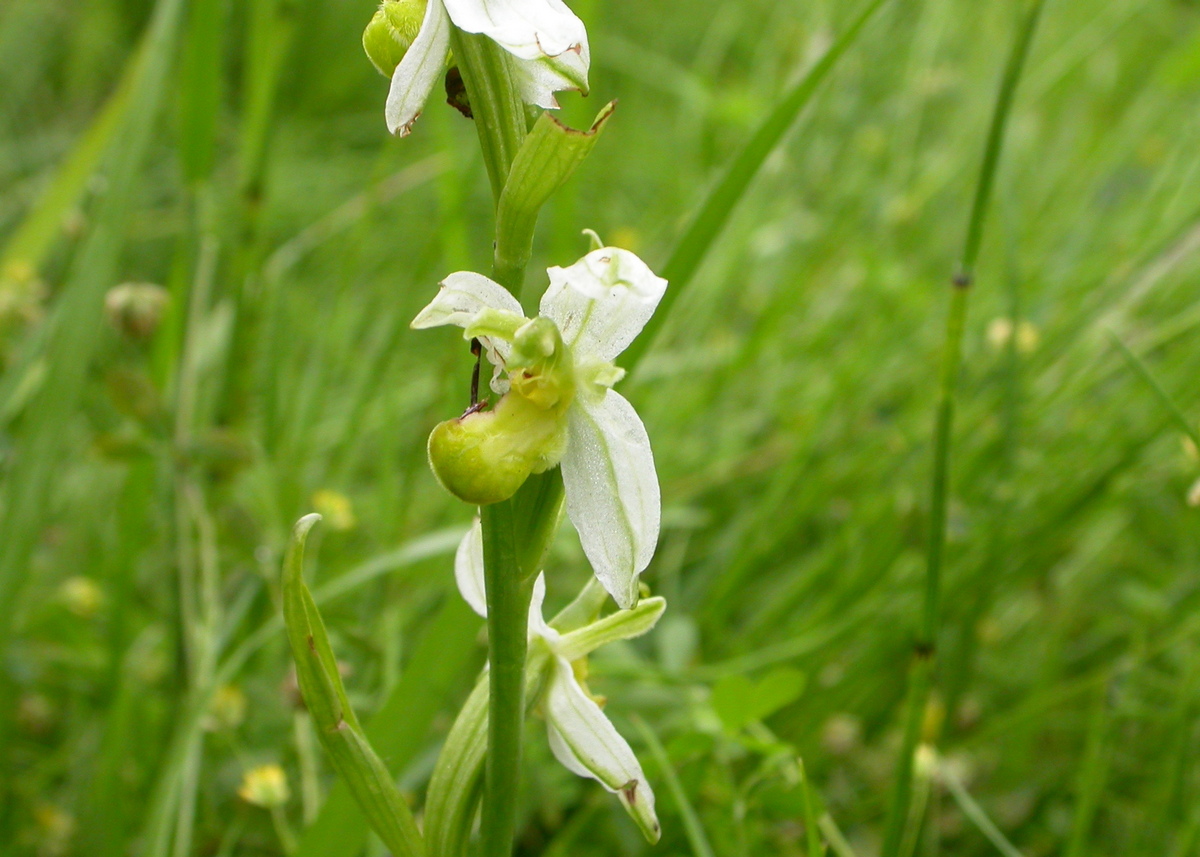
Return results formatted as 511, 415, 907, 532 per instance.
2, 0, 1200, 854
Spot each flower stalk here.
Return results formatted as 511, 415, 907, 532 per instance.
449, 29, 528, 206
322, 5, 657, 854
479, 499, 533, 857
450, 23, 542, 857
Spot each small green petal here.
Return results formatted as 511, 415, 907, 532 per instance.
555, 596, 666, 662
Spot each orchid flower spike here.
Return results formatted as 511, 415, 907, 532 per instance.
364, 0, 590, 136
457, 520, 664, 842
412, 244, 666, 607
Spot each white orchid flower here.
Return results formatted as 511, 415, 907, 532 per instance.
456, 520, 664, 842
374, 0, 590, 136
412, 245, 666, 608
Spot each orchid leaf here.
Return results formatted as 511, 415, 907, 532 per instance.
281, 514, 425, 857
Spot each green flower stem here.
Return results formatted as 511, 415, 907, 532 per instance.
450, 26, 569, 857
449, 29, 528, 208
879, 2, 1045, 853
479, 499, 534, 857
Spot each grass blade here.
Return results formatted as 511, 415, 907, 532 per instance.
1108, 331, 1200, 451
798, 757, 824, 857
1064, 683, 1112, 857
177, 0, 230, 185
632, 715, 715, 857
0, 0, 187, 646
624, 0, 893, 372
0, 30, 144, 282
940, 764, 1026, 857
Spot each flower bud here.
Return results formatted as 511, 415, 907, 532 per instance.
104, 282, 169, 340
429, 392, 568, 505
311, 489, 357, 531
238, 764, 290, 808
58, 576, 105, 619
363, 0, 427, 78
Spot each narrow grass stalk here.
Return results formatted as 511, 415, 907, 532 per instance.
940, 765, 1026, 857
879, 2, 1046, 853
1108, 332, 1200, 451
633, 715, 716, 857
1064, 683, 1112, 857
797, 757, 823, 857
819, 815, 859, 857
224, 0, 296, 433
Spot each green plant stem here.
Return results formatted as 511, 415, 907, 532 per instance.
449, 29, 528, 207
879, 1, 1045, 853
480, 500, 534, 857
448, 25, 544, 857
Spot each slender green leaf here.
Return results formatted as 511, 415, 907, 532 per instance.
633, 715, 715, 857
281, 515, 425, 857
178, 0, 230, 184
425, 674, 491, 857
624, 0, 893, 371
293, 592, 479, 857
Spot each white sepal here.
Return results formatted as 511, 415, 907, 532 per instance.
527, 573, 559, 644
442, 0, 588, 61
385, 0, 452, 135
506, 43, 590, 109
560, 389, 660, 608
544, 657, 660, 842
411, 272, 524, 331
454, 520, 488, 618
540, 247, 667, 362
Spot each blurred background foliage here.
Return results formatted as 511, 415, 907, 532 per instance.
2, 0, 1200, 854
